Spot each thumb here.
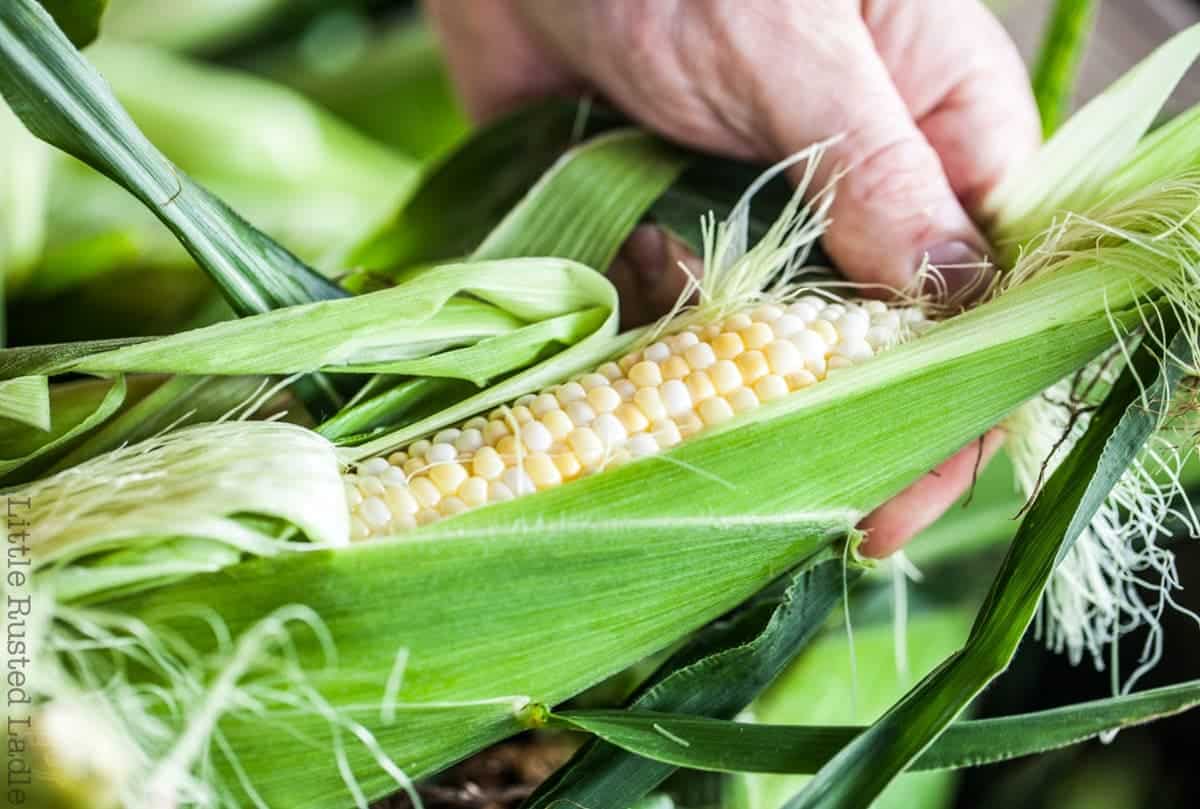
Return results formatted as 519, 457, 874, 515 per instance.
760, 21, 990, 298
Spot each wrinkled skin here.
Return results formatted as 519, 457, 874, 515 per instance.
426, 0, 1037, 555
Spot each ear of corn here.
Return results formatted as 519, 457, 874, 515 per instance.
346, 296, 929, 539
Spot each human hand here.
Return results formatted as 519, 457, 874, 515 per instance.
426, 0, 1039, 555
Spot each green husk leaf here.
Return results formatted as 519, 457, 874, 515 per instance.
36, 0, 106, 47
0, 0, 345, 314
0, 259, 617, 385
341, 101, 583, 274
0, 375, 50, 430
474, 129, 686, 269
80, 509, 845, 807
551, 678, 1200, 774
782, 325, 1191, 809
988, 21, 1200, 252
321, 128, 683, 440
0, 373, 125, 480
1031, 0, 1098, 136
524, 548, 860, 809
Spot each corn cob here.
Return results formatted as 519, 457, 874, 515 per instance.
345, 295, 929, 539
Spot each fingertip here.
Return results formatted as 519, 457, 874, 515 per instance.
801, 99, 987, 299
858, 429, 1005, 558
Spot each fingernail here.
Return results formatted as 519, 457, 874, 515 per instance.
919, 240, 994, 304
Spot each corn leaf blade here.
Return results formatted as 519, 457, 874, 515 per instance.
551, 678, 1200, 774
0, 375, 49, 430
782, 326, 1191, 809
342, 101, 584, 274
474, 130, 686, 269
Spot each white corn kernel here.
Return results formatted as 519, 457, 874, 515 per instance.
712, 332, 744, 360
489, 481, 515, 502
729, 387, 760, 413
483, 419, 510, 445
771, 314, 805, 338
410, 477, 442, 509
597, 362, 623, 380
755, 374, 790, 401
711, 360, 742, 395
455, 429, 484, 453
525, 453, 562, 488
629, 361, 663, 388
660, 379, 692, 416
359, 477, 385, 497
685, 342, 717, 370
531, 393, 559, 417
652, 419, 682, 448
634, 387, 667, 422
699, 396, 734, 426
741, 322, 774, 350
765, 339, 803, 376
440, 497, 468, 516
360, 497, 391, 528
542, 409, 574, 440
386, 487, 419, 516
661, 355, 690, 381
587, 385, 621, 414
644, 342, 671, 363
519, 421, 553, 452
460, 477, 489, 507
593, 413, 627, 446
628, 433, 659, 457
362, 457, 390, 476
428, 443, 456, 465
429, 462, 468, 495
568, 427, 604, 465
472, 446, 505, 480
434, 428, 461, 445
614, 379, 637, 401
557, 382, 587, 403
502, 467, 536, 496
566, 401, 597, 426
